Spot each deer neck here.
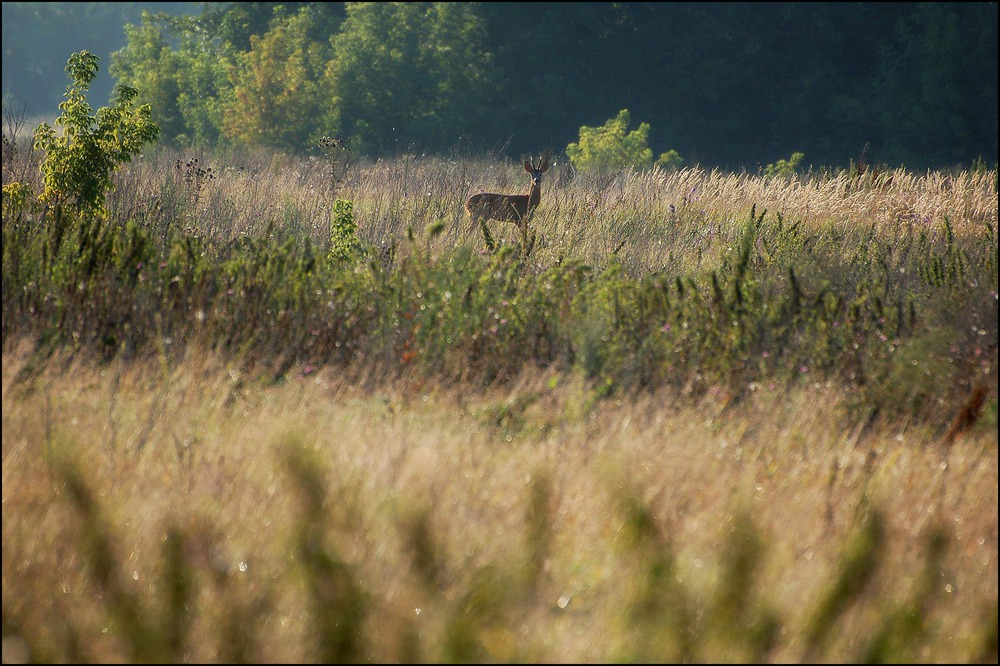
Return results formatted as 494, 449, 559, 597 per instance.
527, 181, 541, 209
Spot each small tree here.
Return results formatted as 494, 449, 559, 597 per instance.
566, 108, 683, 172
33, 51, 159, 219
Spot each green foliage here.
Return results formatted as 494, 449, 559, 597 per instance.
32, 51, 159, 218
803, 506, 884, 659
566, 109, 655, 171
111, 14, 186, 146
112, 11, 230, 149
564, 109, 687, 173
197, 2, 347, 52
2, 181, 31, 220
224, 7, 331, 151
654, 149, 684, 171
323, 2, 497, 154
763, 152, 805, 179
55, 3, 991, 168
872, 3, 998, 168
327, 198, 365, 264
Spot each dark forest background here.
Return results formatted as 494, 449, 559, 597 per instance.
2, 2, 997, 171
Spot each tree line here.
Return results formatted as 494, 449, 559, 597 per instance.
4, 2, 998, 171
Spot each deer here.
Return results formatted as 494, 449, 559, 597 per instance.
465, 158, 549, 242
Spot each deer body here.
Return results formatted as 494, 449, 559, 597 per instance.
466, 160, 549, 238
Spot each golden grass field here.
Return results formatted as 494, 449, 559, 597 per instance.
3, 345, 997, 662
2, 147, 998, 662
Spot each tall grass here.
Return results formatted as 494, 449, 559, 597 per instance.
2, 141, 997, 662
3, 144, 996, 429
2, 347, 997, 663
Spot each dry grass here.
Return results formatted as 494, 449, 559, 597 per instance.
3, 341, 996, 663
3, 145, 997, 661
98, 151, 998, 273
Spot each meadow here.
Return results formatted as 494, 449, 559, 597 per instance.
2, 138, 998, 662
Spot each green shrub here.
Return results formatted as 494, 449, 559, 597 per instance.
654, 149, 684, 171
763, 152, 805, 179
327, 198, 366, 264
566, 109, 684, 172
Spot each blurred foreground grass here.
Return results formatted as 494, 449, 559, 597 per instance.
2, 347, 996, 663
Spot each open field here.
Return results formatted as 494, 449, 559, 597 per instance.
3, 144, 998, 662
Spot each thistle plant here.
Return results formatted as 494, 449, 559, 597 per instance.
318, 135, 351, 196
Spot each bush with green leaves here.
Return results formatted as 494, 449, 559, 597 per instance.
32, 51, 159, 219
566, 108, 683, 172
654, 149, 684, 171
763, 152, 806, 179
327, 198, 367, 264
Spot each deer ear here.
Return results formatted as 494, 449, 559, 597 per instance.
524, 161, 533, 173
540, 160, 549, 172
